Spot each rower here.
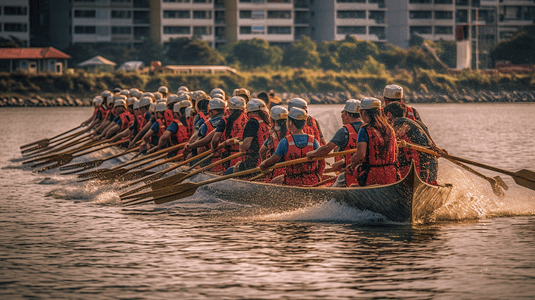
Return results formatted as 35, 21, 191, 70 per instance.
112, 99, 140, 143
211, 96, 248, 170
226, 98, 271, 174
86, 91, 112, 132
233, 88, 251, 103
183, 98, 227, 170
102, 98, 135, 141
153, 92, 163, 102
268, 89, 282, 109
259, 105, 289, 181
164, 94, 181, 129
384, 102, 439, 185
81, 96, 103, 127
139, 102, 167, 153
288, 98, 326, 145
177, 86, 189, 93
93, 94, 117, 135
147, 101, 189, 157
210, 88, 226, 100
127, 96, 154, 149
307, 99, 363, 186
126, 97, 136, 114
190, 91, 210, 132
347, 98, 400, 186
259, 107, 321, 186
383, 84, 422, 122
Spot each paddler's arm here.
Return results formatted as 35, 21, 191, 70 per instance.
239, 137, 253, 153
186, 130, 216, 152
306, 141, 336, 160
148, 130, 172, 154
129, 121, 152, 149
104, 124, 121, 140
259, 154, 281, 171
210, 131, 223, 151
259, 144, 269, 160
347, 142, 367, 171
112, 128, 132, 142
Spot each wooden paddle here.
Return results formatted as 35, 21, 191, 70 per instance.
310, 175, 338, 187
33, 139, 129, 172
402, 142, 535, 192
118, 151, 215, 197
20, 125, 83, 151
22, 127, 91, 155
59, 146, 141, 173
22, 134, 94, 164
28, 137, 113, 168
86, 153, 169, 182
446, 158, 508, 196
115, 154, 185, 182
120, 152, 243, 203
124, 149, 358, 206
76, 142, 187, 178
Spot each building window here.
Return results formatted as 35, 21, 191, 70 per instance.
193, 26, 211, 35
336, 0, 365, 3
240, 0, 266, 2
409, 0, 431, 3
3, 6, 28, 16
267, 0, 289, 2
267, 11, 291, 19
455, 0, 468, 6
240, 26, 252, 34
193, 0, 211, 3
268, 26, 291, 34
252, 26, 265, 34
337, 26, 366, 35
74, 10, 96, 18
410, 26, 432, 34
111, 0, 132, 3
111, 26, 131, 34
163, 26, 191, 34
456, 10, 467, 23
252, 10, 264, 19
434, 0, 452, 4
193, 11, 209, 19
435, 11, 453, 19
111, 11, 131, 18
240, 11, 252, 18
74, 25, 96, 34
4, 23, 28, 32
369, 26, 385, 39
164, 10, 190, 18
410, 11, 432, 19
163, 0, 190, 2
337, 11, 365, 19
435, 26, 453, 34
369, 11, 385, 24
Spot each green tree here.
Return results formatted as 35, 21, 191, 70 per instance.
182, 39, 224, 65
229, 38, 282, 69
490, 31, 535, 65
282, 36, 320, 68
133, 40, 167, 65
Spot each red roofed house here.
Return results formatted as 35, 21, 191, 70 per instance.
0, 47, 71, 74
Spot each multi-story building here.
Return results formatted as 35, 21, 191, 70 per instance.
1, 0, 30, 46
312, 0, 387, 43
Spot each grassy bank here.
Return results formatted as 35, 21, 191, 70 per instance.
1, 69, 534, 98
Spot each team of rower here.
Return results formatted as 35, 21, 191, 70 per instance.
83, 84, 442, 188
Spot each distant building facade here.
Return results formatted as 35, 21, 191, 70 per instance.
1, 0, 30, 46
0, 47, 70, 73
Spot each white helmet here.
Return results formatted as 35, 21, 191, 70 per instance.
120, 89, 130, 97
228, 96, 246, 110
131, 90, 142, 99
153, 92, 163, 101
129, 88, 139, 95
185, 106, 193, 118
178, 100, 192, 109
360, 97, 382, 110
107, 96, 115, 106
139, 96, 153, 108
142, 92, 155, 101
178, 86, 189, 93
271, 106, 288, 121
173, 102, 181, 113
246, 98, 268, 114
127, 97, 137, 107
210, 88, 225, 99
383, 84, 403, 100
158, 86, 169, 94
155, 101, 167, 113
133, 99, 140, 110
149, 102, 157, 113
288, 107, 308, 121
93, 96, 103, 107
167, 94, 180, 106
115, 99, 127, 108
101, 90, 112, 98
288, 98, 308, 110
343, 99, 361, 114
209, 98, 227, 110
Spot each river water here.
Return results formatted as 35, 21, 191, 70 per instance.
1, 103, 535, 299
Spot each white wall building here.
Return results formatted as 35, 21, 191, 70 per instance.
1, 0, 30, 46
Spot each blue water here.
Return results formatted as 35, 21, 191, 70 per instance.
1, 104, 535, 299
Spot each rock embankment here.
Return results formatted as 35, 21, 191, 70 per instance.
1, 90, 535, 107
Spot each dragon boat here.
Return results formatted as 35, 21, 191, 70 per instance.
173, 163, 453, 224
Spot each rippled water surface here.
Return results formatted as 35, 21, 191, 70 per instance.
1, 104, 535, 299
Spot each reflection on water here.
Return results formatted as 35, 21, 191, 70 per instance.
1, 104, 535, 298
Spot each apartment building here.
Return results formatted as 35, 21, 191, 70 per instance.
313, 0, 387, 43
493, 0, 535, 41
1, 0, 30, 46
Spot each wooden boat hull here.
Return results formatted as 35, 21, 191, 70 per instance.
187, 164, 452, 224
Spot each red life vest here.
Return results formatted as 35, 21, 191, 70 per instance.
282, 134, 320, 186
406, 106, 417, 121
97, 106, 108, 120
223, 112, 248, 166
355, 126, 399, 186
164, 109, 174, 128
304, 116, 322, 145
343, 123, 360, 187
249, 116, 270, 154
155, 119, 166, 138
186, 116, 194, 137
119, 111, 135, 132
170, 119, 189, 146
197, 111, 209, 124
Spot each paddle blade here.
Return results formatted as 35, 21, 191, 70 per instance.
492, 176, 508, 191
153, 182, 199, 205
60, 160, 103, 171
513, 169, 535, 192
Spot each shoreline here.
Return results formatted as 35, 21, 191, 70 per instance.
1, 90, 534, 108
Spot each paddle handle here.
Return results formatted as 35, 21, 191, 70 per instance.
114, 142, 187, 170
138, 154, 184, 172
